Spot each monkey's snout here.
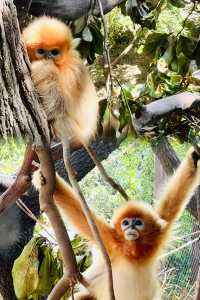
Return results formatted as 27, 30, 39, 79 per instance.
125, 229, 139, 241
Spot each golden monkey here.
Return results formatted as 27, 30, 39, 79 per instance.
33, 146, 200, 300
22, 16, 99, 146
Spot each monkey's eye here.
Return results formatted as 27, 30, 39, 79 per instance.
121, 219, 130, 228
134, 218, 144, 230
36, 48, 46, 57
50, 48, 60, 57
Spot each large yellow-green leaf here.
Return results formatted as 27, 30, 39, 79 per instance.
12, 237, 43, 299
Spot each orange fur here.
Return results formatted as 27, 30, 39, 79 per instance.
33, 147, 200, 300
55, 175, 117, 255
22, 16, 99, 146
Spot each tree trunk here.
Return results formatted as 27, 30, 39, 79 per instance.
154, 155, 167, 200
151, 137, 199, 219
0, 0, 49, 144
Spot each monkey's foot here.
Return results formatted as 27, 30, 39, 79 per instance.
32, 169, 46, 191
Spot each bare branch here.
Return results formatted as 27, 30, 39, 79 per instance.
35, 145, 87, 300
132, 92, 200, 135
63, 140, 116, 300
84, 143, 129, 200
111, 40, 134, 66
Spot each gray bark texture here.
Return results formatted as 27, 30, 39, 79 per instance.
133, 92, 200, 135
14, 0, 125, 21
0, 0, 49, 144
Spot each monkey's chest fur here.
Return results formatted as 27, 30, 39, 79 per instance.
31, 59, 98, 144
82, 249, 161, 300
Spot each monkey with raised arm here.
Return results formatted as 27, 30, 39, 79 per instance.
33, 146, 200, 300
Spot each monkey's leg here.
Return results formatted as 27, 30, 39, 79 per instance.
83, 143, 129, 201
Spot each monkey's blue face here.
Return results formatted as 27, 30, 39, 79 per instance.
35, 47, 61, 60
121, 217, 144, 241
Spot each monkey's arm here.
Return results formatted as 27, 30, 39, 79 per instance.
55, 175, 117, 254
155, 147, 200, 224
33, 171, 116, 251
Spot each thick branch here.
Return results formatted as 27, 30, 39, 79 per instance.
14, 0, 125, 21
132, 92, 200, 135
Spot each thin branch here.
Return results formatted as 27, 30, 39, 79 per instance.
0, 144, 35, 213
63, 140, 116, 300
111, 40, 134, 66
35, 145, 88, 300
84, 143, 129, 200
16, 198, 57, 243
97, 0, 113, 95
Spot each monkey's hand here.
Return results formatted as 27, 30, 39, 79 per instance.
186, 145, 200, 169
31, 60, 63, 120
32, 169, 46, 191
31, 59, 59, 85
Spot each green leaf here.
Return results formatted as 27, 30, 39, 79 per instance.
36, 246, 53, 295
142, 30, 167, 55
82, 26, 93, 42
73, 17, 87, 34
122, 83, 145, 99
12, 237, 43, 299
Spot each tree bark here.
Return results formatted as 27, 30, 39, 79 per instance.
14, 0, 125, 21
133, 92, 200, 137
0, 0, 49, 144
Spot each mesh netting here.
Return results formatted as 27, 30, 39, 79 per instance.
160, 211, 199, 300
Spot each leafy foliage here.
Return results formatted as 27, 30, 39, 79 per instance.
100, 1, 200, 142
0, 138, 25, 173
73, 16, 104, 64
12, 236, 90, 299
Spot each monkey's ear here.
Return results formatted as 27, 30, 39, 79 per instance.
72, 38, 81, 49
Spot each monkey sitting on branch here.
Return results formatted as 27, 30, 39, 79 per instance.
22, 16, 128, 201
33, 146, 200, 300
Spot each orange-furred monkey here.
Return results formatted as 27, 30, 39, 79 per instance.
22, 16, 98, 146
33, 146, 200, 300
